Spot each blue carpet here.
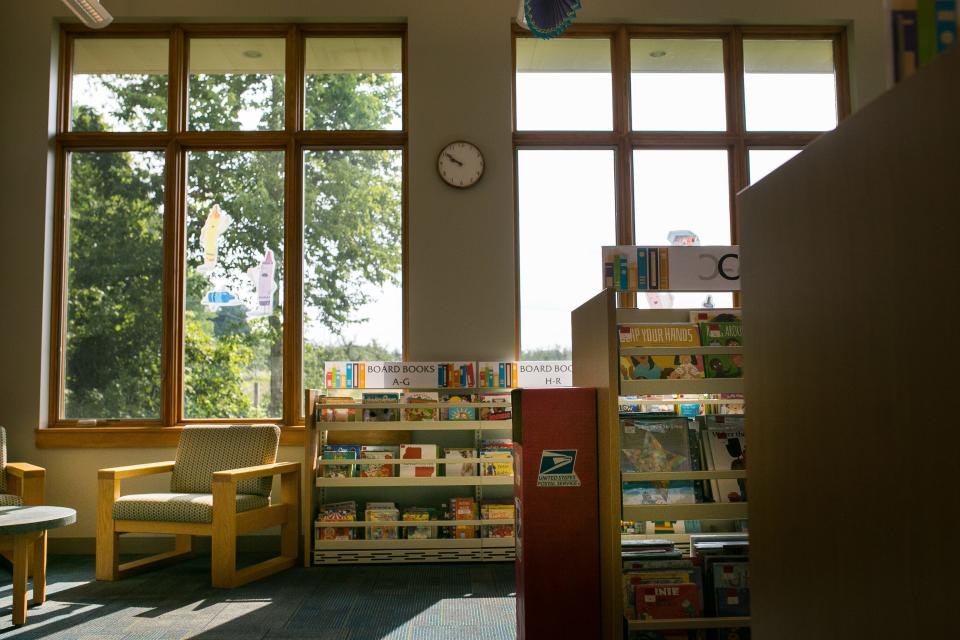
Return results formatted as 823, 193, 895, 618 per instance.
0, 556, 517, 639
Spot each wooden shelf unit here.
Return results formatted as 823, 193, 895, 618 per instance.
572, 290, 748, 638
303, 386, 516, 566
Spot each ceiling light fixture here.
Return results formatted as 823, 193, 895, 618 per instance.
61, 0, 113, 29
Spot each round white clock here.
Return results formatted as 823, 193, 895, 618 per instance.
437, 141, 484, 188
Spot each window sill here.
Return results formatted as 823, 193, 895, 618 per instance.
35, 425, 305, 448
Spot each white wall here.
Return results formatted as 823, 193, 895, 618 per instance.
0, 0, 888, 543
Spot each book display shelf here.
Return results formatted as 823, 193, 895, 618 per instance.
572, 287, 749, 639
302, 361, 517, 566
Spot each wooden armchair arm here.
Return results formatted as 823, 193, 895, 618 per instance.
212, 461, 300, 484
98, 461, 175, 481
5, 462, 46, 505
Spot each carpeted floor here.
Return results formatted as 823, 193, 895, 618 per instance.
0, 556, 517, 639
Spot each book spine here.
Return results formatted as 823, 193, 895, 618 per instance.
487, 367, 493, 388
358, 362, 365, 389
438, 364, 445, 387
604, 260, 614, 288
325, 368, 333, 389
499, 362, 505, 388
511, 362, 518, 388
459, 364, 466, 387
467, 362, 475, 388
649, 248, 659, 290
346, 363, 353, 389
919, 0, 937, 64
637, 247, 648, 290
935, 1, 957, 53
659, 247, 670, 290
893, 10, 919, 82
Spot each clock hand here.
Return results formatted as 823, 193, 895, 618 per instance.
445, 152, 463, 167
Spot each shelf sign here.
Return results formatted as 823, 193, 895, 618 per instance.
518, 361, 572, 388
602, 245, 741, 292
361, 362, 439, 389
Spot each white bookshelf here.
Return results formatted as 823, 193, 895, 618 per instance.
303, 373, 516, 566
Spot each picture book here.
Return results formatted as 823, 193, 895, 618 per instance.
403, 391, 438, 421
698, 321, 742, 346
361, 391, 400, 422
451, 497, 478, 539
688, 309, 741, 324
480, 451, 513, 477
618, 323, 701, 348
440, 392, 477, 421
317, 501, 357, 541
620, 354, 705, 381
700, 415, 747, 503
714, 587, 750, 617
402, 507, 436, 540
703, 354, 742, 379
687, 422, 709, 503
443, 447, 477, 477
635, 583, 702, 620
318, 396, 357, 423
399, 443, 438, 478
712, 560, 750, 590
321, 445, 361, 478
365, 502, 399, 540
623, 569, 700, 620
360, 445, 399, 478
481, 502, 515, 539
478, 393, 512, 421
620, 415, 694, 507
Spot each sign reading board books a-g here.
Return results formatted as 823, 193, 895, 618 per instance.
602, 245, 741, 292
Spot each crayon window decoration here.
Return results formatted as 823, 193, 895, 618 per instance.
184, 150, 285, 419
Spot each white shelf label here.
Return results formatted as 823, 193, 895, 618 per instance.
517, 361, 572, 387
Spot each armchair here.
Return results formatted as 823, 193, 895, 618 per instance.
96, 425, 299, 588
1, 426, 46, 507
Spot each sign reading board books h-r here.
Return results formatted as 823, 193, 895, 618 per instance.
603, 245, 741, 292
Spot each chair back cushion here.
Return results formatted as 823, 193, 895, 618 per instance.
0, 426, 7, 493
170, 425, 280, 497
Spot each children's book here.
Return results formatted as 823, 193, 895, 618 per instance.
623, 568, 700, 621
321, 445, 361, 478
618, 323, 701, 349
700, 415, 747, 503
403, 391, 438, 421
318, 396, 357, 423
443, 447, 477, 477
399, 443, 438, 477
620, 354, 705, 381
698, 321, 742, 346
360, 445, 399, 478
365, 502, 399, 540
634, 583, 702, 620
480, 438, 513, 477
402, 507, 436, 539
361, 391, 400, 422
441, 392, 476, 421
317, 501, 357, 541
451, 497, 478, 539
703, 354, 743, 379
481, 502, 515, 539
688, 309, 741, 324
478, 393, 512, 420
620, 415, 694, 507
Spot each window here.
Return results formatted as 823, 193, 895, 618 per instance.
52, 26, 406, 429
514, 26, 848, 355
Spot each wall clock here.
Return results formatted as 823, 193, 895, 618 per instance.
437, 141, 484, 188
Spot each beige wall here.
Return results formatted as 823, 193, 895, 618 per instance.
0, 0, 888, 542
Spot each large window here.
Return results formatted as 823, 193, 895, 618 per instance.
515, 26, 848, 356
52, 25, 405, 429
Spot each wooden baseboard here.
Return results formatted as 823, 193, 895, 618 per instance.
50, 535, 289, 556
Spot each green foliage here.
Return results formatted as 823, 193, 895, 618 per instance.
520, 346, 572, 361
65, 65, 404, 421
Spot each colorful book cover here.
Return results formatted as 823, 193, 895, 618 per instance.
703, 354, 743, 379
317, 500, 357, 541
620, 415, 694, 507
399, 444, 437, 477
441, 392, 476, 420
361, 391, 400, 422
698, 321, 742, 346
688, 309, 742, 324
478, 393, 512, 420
360, 445, 399, 478
403, 391, 438, 421
452, 497, 478, 539
443, 447, 477, 477
623, 570, 699, 621
700, 415, 747, 503
402, 507, 435, 539
321, 445, 361, 478
318, 396, 357, 423
620, 354, 705, 381
481, 502, 515, 538
365, 502, 399, 540
635, 583, 702, 620
480, 451, 513, 477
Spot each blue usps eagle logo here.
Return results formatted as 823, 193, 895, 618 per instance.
536, 450, 580, 487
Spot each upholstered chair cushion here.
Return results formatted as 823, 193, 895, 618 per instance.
0, 493, 23, 507
0, 425, 8, 493
169, 425, 279, 497
112, 493, 268, 524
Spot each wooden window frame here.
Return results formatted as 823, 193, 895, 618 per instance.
512, 24, 850, 354
43, 23, 408, 448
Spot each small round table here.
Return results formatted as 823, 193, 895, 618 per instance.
0, 505, 76, 625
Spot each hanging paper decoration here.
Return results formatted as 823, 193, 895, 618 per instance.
522, 0, 582, 39
246, 247, 278, 319
202, 286, 243, 311
197, 203, 232, 274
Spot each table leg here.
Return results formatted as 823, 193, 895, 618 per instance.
12, 532, 30, 625
33, 530, 48, 605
